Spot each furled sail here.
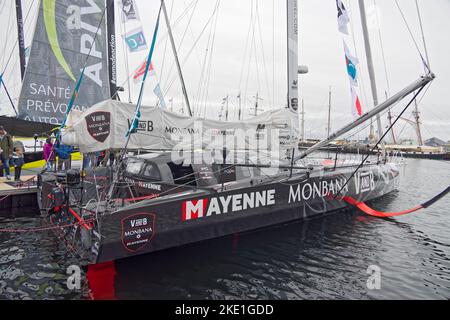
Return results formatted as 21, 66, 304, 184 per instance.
17, 0, 110, 124
61, 99, 299, 160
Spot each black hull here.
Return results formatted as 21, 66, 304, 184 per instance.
24, 151, 44, 163
94, 163, 399, 264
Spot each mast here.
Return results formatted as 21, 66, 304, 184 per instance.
358, 0, 384, 143
161, 0, 192, 117
387, 110, 397, 144
225, 94, 229, 121
15, 0, 26, 80
327, 87, 332, 139
286, 0, 299, 112
238, 93, 242, 120
300, 98, 305, 142
386, 91, 397, 144
413, 99, 423, 145
106, 0, 117, 99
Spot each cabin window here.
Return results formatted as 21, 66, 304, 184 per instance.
142, 163, 161, 180
236, 166, 251, 180
213, 164, 236, 183
167, 162, 197, 187
126, 160, 144, 176
192, 164, 218, 186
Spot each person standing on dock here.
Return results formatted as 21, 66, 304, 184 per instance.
43, 137, 56, 171
0, 126, 13, 180
10, 146, 25, 182
55, 141, 74, 171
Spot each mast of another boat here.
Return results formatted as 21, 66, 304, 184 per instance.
413, 99, 424, 146
358, 0, 384, 146
327, 86, 332, 139
286, 0, 299, 114
300, 98, 305, 142
106, 0, 117, 100
15, 0, 26, 81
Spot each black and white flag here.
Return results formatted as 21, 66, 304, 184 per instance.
336, 0, 350, 35
119, 0, 141, 22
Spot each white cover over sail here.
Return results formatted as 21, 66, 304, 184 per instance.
62, 99, 299, 157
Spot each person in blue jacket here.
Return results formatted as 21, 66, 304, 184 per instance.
55, 141, 74, 171
10, 146, 25, 181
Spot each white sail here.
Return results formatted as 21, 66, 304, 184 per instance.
17, 0, 111, 124
62, 99, 299, 159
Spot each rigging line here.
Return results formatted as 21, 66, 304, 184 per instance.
392, 81, 433, 140
204, 1, 221, 115
341, 80, 432, 142
251, 8, 262, 102
162, 4, 219, 102
195, 17, 213, 116
414, 0, 431, 70
334, 85, 427, 198
159, 0, 174, 83
185, 0, 203, 69
0, 0, 34, 76
2, 0, 39, 88
237, 0, 255, 94
272, 0, 275, 108
155, 0, 199, 57
1, 0, 13, 68
243, 2, 256, 114
394, 0, 429, 73
201, 0, 221, 118
161, 0, 199, 93
195, 2, 216, 117
0, 0, 6, 16
255, 0, 272, 109
193, 0, 219, 115
373, 0, 391, 96
0, 79, 18, 115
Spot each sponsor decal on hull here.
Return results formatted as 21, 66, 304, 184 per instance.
182, 189, 276, 221
121, 213, 156, 252
288, 172, 376, 204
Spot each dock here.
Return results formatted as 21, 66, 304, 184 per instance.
0, 175, 38, 214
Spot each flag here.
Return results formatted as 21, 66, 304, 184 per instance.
343, 41, 359, 86
336, 0, 350, 35
351, 86, 363, 117
153, 83, 166, 108
133, 60, 155, 83
127, 5, 162, 137
123, 27, 147, 52
119, 0, 141, 22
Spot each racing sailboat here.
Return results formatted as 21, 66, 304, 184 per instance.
35, 0, 434, 264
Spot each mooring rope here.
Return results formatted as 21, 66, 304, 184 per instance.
342, 185, 450, 218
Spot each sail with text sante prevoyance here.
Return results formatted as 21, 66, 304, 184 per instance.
18, 0, 110, 124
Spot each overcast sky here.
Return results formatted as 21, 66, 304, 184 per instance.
1, 0, 449, 141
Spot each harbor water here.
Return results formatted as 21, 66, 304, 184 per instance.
0, 158, 449, 300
